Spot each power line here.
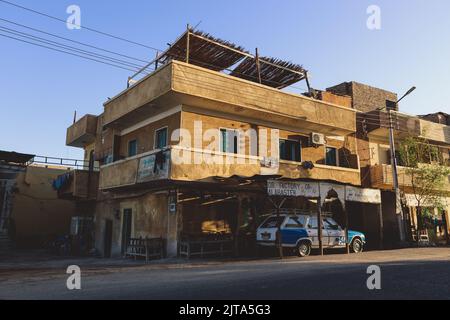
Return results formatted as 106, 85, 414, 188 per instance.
1, 0, 312, 92
0, 17, 150, 63
0, 0, 162, 51
0, 25, 146, 69
0, 32, 142, 73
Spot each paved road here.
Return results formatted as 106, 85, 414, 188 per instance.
0, 248, 449, 300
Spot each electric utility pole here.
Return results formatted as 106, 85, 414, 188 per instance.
387, 86, 416, 243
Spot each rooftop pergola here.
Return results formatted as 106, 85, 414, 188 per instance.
129, 27, 309, 90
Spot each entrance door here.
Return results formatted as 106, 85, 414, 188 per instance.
121, 209, 133, 255
104, 219, 113, 258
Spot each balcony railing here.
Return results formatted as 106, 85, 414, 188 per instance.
99, 146, 361, 190
28, 155, 99, 171
420, 119, 450, 144
369, 164, 450, 192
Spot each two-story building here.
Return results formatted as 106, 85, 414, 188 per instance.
65, 30, 396, 258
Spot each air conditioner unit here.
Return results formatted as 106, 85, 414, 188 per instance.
311, 133, 326, 146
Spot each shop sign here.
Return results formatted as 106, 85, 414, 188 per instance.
137, 152, 169, 183
345, 186, 381, 204
267, 180, 319, 197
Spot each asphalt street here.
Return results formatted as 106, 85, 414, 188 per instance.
0, 248, 449, 300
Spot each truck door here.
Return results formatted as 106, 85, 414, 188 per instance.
307, 216, 328, 248
323, 218, 343, 247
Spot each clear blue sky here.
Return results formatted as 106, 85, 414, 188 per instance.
1, 0, 449, 160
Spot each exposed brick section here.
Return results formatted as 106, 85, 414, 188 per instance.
327, 81, 398, 112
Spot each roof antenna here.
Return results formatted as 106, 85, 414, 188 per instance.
73, 110, 77, 124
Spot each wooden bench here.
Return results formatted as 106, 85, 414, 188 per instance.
179, 235, 234, 259
125, 238, 164, 262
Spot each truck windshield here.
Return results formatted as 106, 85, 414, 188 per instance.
261, 216, 285, 228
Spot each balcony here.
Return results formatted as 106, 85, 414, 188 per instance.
364, 110, 420, 140
99, 147, 361, 190
420, 119, 450, 144
103, 60, 356, 135
66, 115, 98, 148
369, 164, 450, 192
56, 170, 100, 200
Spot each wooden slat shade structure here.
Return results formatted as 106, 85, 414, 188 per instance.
230, 56, 306, 89
155, 28, 307, 89
161, 29, 247, 72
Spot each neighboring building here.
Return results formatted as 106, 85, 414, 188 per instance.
0, 151, 84, 250
357, 108, 450, 244
65, 29, 387, 258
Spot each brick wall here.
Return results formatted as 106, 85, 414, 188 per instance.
327, 81, 398, 113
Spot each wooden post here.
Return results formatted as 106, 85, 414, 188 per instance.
234, 196, 243, 257
344, 208, 350, 254
155, 51, 160, 70
276, 202, 283, 260
317, 197, 324, 256
305, 71, 312, 96
378, 204, 384, 250
255, 48, 262, 84
186, 24, 190, 64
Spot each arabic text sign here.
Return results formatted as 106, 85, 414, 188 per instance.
137, 153, 169, 183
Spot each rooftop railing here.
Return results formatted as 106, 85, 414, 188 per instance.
27, 155, 100, 171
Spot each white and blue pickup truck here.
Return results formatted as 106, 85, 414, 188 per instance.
256, 212, 366, 257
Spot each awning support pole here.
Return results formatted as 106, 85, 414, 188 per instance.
317, 196, 324, 256
344, 207, 350, 254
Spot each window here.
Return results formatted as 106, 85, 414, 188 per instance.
307, 217, 325, 229
128, 140, 137, 157
285, 216, 307, 229
323, 218, 340, 230
261, 216, 285, 228
325, 147, 338, 166
279, 139, 301, 162
220, 129, 239, 154
155, 127, 168, 150
308, 217, 318, 229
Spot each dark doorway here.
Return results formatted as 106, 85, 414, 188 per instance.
103, 219, 113, 258
121, 209, 133, 255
